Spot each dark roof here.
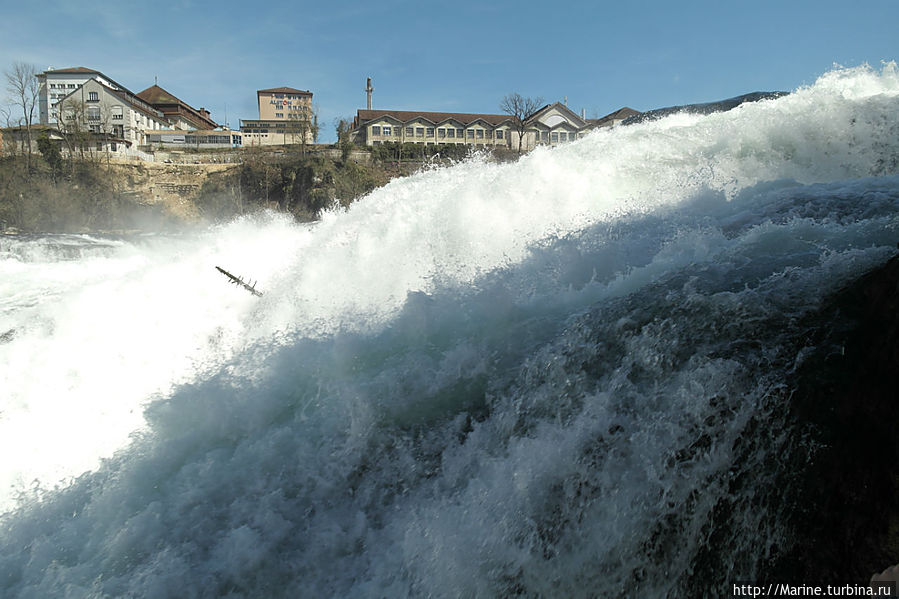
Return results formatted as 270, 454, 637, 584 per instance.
258, 87, 312, 95
40, 67, 134, 98
593, 107, 641, 127
527, 102, 588, 127
355, 109, 512, 128
137, 85, 218, 128
137, 85, 181, 105
43, 67, 102, 75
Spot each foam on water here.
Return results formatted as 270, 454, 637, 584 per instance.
1, 63, 898, 597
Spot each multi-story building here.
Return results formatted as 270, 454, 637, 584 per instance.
54, 77, 170, 156
351, 109, 514, 147
240, 86, 315, 146
350, 78, 640, 151
37, 67, 131, 126
351, 102, 601, 150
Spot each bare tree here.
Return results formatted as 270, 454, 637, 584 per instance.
57, 96, 91, 162
288, 103, 319, 156
0, 103, 15, 156
500, 92, 543, 154
4, 62, 40, 168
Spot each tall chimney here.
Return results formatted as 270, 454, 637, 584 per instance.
365, 77, 374, 110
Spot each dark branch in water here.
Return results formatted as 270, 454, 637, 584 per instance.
215, 266, 263, 297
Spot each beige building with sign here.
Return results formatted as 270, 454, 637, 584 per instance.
241, 86, 315, 146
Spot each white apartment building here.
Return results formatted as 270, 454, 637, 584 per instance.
54, 78, 170, 157
37, 67, 130, 125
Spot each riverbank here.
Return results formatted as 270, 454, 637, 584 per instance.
0, 151, 417, 234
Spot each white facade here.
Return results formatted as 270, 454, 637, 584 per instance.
56, 78, 170, 149
507, 102, 591, 152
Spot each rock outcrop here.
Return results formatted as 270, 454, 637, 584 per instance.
771, 253, 899, 583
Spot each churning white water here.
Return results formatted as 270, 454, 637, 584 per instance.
1, 64, 899, 597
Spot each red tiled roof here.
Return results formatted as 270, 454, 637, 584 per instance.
137, 85, 218, 128
137, 85, 181, 105
355, 109, 512, 127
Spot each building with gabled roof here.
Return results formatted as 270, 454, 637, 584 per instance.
37, 66, 134, 125
591, 107, 640, 128
136, 85, 218, 130
351, 102, 601, 150
348, 78, 640, 151
350, 109, 515, 147
517, 101, 591, 148
54, 77, 169, 157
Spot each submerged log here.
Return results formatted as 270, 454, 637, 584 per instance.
215, 266, 263, 297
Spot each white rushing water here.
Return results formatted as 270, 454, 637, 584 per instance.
1, 63, 899, 597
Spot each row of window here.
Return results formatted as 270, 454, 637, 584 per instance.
146, 134, 241, 143
371, 125, 506, 140
538, 131, 582, 142
272, 108, 308, 118
373, 141, 499, 146
369, 124, 585, 142
48, 83, 77, 89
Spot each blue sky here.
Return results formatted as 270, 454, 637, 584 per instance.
2, 0, 897, 142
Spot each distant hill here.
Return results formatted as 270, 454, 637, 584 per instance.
623, 91, 789, 125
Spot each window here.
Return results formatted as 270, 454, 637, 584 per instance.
87, 91, 99, 102
551, 132, 559, 143
541, 131, 549, 142
447, 128, 455, 138
112, 107, 123, 120
426, 127, 434, 138
382, 126, 391, 136
110, 142, 117, 152
415, 127, 424, 137
559, 132, 567, 142
467, 129, 475, 138
87, 106, 100, 121
96, 142, 103, 151
371, 125, 381, 135
68, 84, 76, 88
406, 126, 414, 136
438, 128, 445, 138
496, 129, 504, 139
456, 128, 463, 137
476, 129, 483, 138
